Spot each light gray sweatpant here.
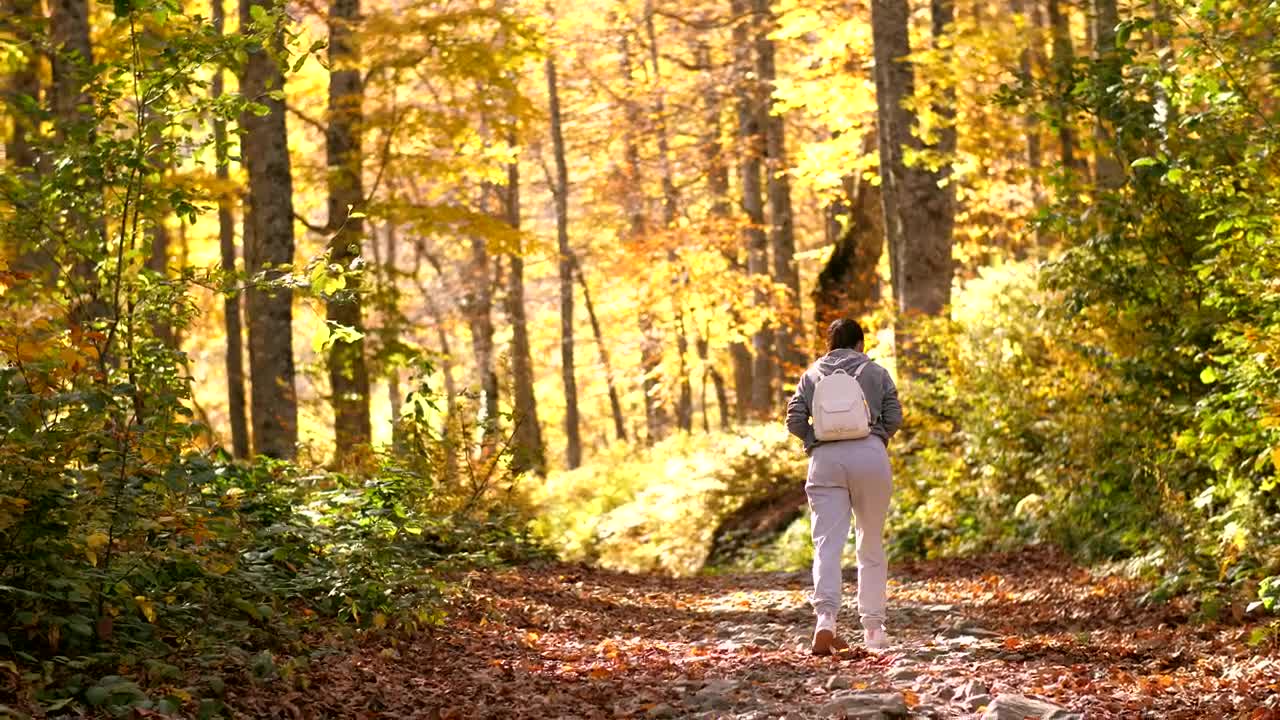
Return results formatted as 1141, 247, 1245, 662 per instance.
805, 437, 893, 631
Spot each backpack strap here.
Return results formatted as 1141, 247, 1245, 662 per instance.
852, 361, 872, 379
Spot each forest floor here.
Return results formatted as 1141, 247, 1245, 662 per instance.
231, 547, 1280, 720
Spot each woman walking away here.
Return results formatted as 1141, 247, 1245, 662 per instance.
786, 319, 902, 655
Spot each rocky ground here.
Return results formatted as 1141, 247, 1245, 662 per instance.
231, 547, 1280, 719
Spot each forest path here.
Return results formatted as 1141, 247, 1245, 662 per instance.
240, 548, 1279, 720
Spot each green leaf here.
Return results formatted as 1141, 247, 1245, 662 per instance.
312, 322, 331, 354
1131, 157, 1160, 168
1200, 366, 1219, 384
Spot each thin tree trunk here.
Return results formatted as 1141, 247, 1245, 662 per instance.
696, 328, 732, 432
872, 0, 955, 375
571, 254, 627, 442
732, 0, 773, 416
505, 138, 546, 475
1, 0, 38, 172
753, 0, 802, 386
546, 56, 583, 469
218, 133, 251, 470
1014, 0, 1046, 249
1047, 0, 1078, 169
50, 0, 105, 326
619, 31, 668, 443
698, 39, 749, 425
325, 0, 372, 457
381, 223, 405, 452
1092, 0, 1124, 189
466, 223, 499, 448
643, 4, 693, 434
241, 0, 298, 459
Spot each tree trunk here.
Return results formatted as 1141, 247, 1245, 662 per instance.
1047, 0, 1078, 169
1013, 0, 1046, 249
572, 255, 627, 442
698, 39, 750, 426
643, 4, 693, 434
753, 0, 802, 387
1, 0, 38, 172
380, 223, 406, 453
546, 56, 583, 469
325, 0, 372, 458
505, 138, 546, 475
212, 0, 249, 458
871, 0, 954, 369
466, 224, 499, 448
241, 0, 299, 459
1091, 0, 1124, 189
49, 0, 91, 142
814, 136, 884, 330
50, 0, 105, 326
732, 0, 773, 417
619, 32, 668, 443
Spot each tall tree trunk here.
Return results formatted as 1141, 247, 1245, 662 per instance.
753, 0, 802, 387
814, 136, 884, 329
213, 0, 249, 458
241, 0, 298, 459
50, 0, 105, 326
546, 56, 583, 469
1047, 0, 1078, 169
619, 32, 668, 443
732, 0, 773, 416
466, 225, 499, 448
379, 223, 406, 452
505, 138, 546, 475
643, 4, 693, 434
698, 39, 749, 426
1013, 0, 1046, 249
571, 255, 627, 442
1091, 0, 1124, 189
871, 0, 955, 370
325, 0, 372, 457
1, 0, 38, 172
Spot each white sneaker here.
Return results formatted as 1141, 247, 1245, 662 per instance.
864, 627, 890, 651
811, 611, 840, 655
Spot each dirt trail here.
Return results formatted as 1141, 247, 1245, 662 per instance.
235, 548, 1280, 719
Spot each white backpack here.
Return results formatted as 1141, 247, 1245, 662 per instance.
812, 362, 873, 442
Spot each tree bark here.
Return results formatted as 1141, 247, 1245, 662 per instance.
1091, 0, 1124, 189
871, 0, 954, 369
643, 4, 693, 434
571, 255, 627, 442
212, 0, 249, 458
241, 0, 299, 459
1047, 0, 1078, 169
1, 0, 38, 172
732, 0, 773, 417
546, 56, 583, 469
1013, 0, 1046, 249
619, 31, 668, 443
465, 223, 499, 449
505, 139, 546, 475
753, 0, 802, 386
50, 0, 105, 326
325, 0, 372, 457
49, 0, 91, 143
698, 39, 748, 426
815, 136, 884, 330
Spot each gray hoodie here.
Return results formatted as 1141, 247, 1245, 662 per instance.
786, 348, 903, 454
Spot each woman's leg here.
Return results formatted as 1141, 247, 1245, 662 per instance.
848, 442, 893, 631
807, 480, 852, 620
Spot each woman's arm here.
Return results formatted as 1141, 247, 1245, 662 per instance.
786, 372, 818, 451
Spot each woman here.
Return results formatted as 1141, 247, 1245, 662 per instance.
785, 318, 902, 655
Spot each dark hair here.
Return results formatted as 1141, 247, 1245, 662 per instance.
827, 318, 865, 352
